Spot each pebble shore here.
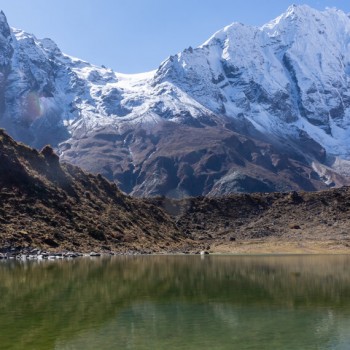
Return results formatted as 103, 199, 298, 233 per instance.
0, 248, 104, 261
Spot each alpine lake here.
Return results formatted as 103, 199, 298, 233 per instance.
1, 254, 350, 350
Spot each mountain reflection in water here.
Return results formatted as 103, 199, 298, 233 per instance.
0, 255, 350, 350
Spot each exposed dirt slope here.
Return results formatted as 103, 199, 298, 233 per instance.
0, 129, 183, 253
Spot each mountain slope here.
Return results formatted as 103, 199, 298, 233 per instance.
1, 6, 350, 196
151, 185, 350, 253
0, 129, 182, 252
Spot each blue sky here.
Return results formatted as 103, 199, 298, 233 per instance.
0, 1, 349, 73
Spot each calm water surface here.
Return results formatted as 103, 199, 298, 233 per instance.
1, 255, 350, 349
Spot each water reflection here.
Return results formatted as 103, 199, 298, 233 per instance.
0, 255, 350, 349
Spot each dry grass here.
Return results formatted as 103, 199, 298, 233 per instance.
210, 239, 350, 255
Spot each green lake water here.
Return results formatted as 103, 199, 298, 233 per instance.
1, 255, 350, 349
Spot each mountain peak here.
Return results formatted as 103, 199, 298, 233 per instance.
39, 37, 62, 55
283, 4, 348, 20
0, 10, 11, 38
201, 21, 256, 48
285, 4, 312, 14
0, 10, 6, 20
262, 4, 350, 36
263, 4, 316, 30
0, 10, 13, 66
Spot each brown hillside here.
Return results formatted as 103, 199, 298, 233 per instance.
151, 187, 350, 253
0, 129, 183, 253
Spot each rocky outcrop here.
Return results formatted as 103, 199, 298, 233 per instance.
60, 121, 350, 197
150, 186, 350, 246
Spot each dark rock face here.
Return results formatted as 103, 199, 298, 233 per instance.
209, 172, 276, 196
60, 121, 349, 198
40, 145, 60, 166
101, 88, 130, 116
0, 12, 13, 66
297, 130, 326, 163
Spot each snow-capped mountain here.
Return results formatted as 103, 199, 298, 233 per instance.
1, 5, 350, 197
154, 5, 350, 153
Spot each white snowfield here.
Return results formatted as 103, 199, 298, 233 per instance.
1, 5, 350, 160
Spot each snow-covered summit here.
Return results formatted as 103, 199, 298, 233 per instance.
152, 5, 350, 156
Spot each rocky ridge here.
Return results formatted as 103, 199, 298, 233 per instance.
0, 129, 183, 253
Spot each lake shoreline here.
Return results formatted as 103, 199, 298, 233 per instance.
209, 238, 350, 255
1, 238, 350, 260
